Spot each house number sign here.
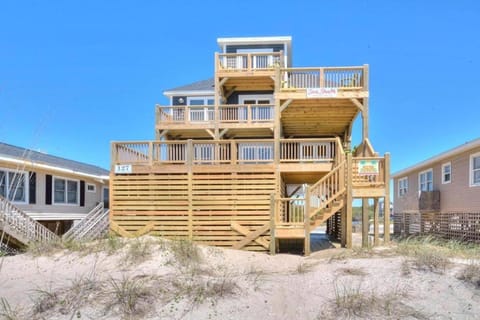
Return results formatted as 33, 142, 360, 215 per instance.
115, 164, 132, 174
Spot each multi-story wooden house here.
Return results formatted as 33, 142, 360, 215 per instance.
110, 36, 390, 254
392, 138, 480, 241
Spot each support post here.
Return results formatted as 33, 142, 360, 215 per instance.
304, 188, 311, 256
384, 152, 391, 243
362, 198, 369, 248
345, 152, 353, 248
269, 194, 276, 255
187, 139, 193, 240
373, 198, 379, 246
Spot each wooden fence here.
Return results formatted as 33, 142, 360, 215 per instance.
394, 212, 480, 242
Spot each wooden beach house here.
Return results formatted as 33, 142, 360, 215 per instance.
110, 36, 390, 254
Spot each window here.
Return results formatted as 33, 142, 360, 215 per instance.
398, 177, 408, 197
0, 169, 27, 203
53, 177, 79, 205
419, 169, 433, 192
442, 162, 451, 184
470, 152, 480, 187
87, 184, 96, 192
187, 97, 215, 105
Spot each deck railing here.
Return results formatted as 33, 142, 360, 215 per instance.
280, 66, 366, 90
280, 138, 336, 162
352, 157, 386, 187
216, 52, 283, 72
275, 198, 305, 225
156, 106, 215, 124
63, 202, 109, 242
156, 104, 274, 125
112, 138, 340, 167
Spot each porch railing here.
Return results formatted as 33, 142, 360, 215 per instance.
156, 104, 274, 125
216, 52, 283, 72
352, 157, 386, 187
280, 66, 367, 90
112, 138, 340, 166
275, 198, 305, 226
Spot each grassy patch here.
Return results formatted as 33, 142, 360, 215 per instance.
457, 263, 480, 288
0, 298, 23, 320
122, 238, 155, 266
318, 280, 428, 319
168, 238, 202, 267
395, 235, 480, 259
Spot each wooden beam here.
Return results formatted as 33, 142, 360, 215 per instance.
231, 222, 270, 249
270, 194, 276, 255
157, 129, 169, 140
205, 129, 215, 139
350, 98, 364, 113
362, 199, 369, 248
345, 152, 353, 248
384, 153, 391, 243
304, 188, 311, 256
287, 185, 302, 197
224, 86, 237, 99
373, 198, 379, 246
110, 221, 134, 238
219, 128, 229, 138
280, 99, 293, 113
133, 221, 155, 237
219, 77, 228, 86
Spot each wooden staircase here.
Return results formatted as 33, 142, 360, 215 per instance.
0, 195, 59, 248
62, 202, 109, 242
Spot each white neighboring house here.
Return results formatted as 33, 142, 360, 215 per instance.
0, 142, 109, 235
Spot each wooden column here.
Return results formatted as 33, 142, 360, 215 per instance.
214, 53, 220, 139
373, 198, 380, 246
304, 188, 311, 256
384, 152, 391, 243
362, 198, 369, 248
345, 152, 353, 248
269, 194, 276, 255
362, 64, 369, 142
187, 140, 193, 240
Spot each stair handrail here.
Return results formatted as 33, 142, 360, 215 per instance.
73, 209, 109, 240
62, 202, 106, 241
308, 159, 347, 218
0, 195, 59, 243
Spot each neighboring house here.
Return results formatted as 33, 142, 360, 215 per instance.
0, 142, 110, 235
392, 138, 480, 214
111, 36, 390, 254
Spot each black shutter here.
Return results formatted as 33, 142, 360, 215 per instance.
29, 172, 36, 204
80, 180, 85, 207
45, 174, 52, 205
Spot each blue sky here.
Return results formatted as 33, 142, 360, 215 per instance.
1, 0, 479, 172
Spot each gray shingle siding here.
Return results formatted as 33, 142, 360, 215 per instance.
165, 78, 214, 93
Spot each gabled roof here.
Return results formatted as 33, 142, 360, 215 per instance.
0, 142, 109, 179
163, 78, 214, 97
392, 137, 480, 178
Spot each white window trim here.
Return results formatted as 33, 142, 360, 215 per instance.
470, 152, 480, 187
398, 177, 408, 197
238, 94, 274, 105
53, 176, 80, 206
441, 162, 452, 184
87, 183, 96, 193
418, 168, 433, 192
186, 96, 215, 106
0, 167, 28, 204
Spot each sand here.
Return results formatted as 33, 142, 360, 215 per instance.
0, 236, 479, 320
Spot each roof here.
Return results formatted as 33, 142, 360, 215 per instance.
163, 78, 214, 96
392, 137, 480, 178
0, 142, 109, 179
217, 36, 292, 46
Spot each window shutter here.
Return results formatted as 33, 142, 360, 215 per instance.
45, 174, 52, 205
80, 180, 85, 207
29, 172, 36, 204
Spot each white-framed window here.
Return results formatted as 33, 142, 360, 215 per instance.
419, 169, 433, 192
470, 152, 480, 187
0, 168, 28, 203
87, 184, 96, 192
53, 177, 79, 205
442, 162, 451, 184
398, 177, 408, 197
187, 96, 215, 106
